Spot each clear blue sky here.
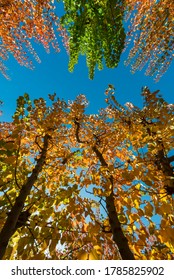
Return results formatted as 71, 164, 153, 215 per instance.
0, 5, 173, 122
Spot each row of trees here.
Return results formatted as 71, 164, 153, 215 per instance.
0, 0, 173, 80
0, 87, 173, 259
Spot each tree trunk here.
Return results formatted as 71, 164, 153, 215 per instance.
106, 193, 135, 260
0, 134, 50, 259
92, 146, 135, 260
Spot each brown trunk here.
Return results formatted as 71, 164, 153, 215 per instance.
155, 148, 174, 195
0, 134, 50, 259
92, 146, 135, 259
106, 193, 135, 259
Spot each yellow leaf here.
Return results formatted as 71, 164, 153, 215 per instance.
138, 209, 144, 216
134, 199, 139, 208
135, 183, 141, 190
129, 213, 139, 224
161, 203, 172, 213
118, 214, 128, 224
144, 202, 153, 216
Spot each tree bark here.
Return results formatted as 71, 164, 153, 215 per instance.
0, 134, 50, 259
155, 148, 174, 195
105, 193, 135, 259
92, 146, 135, 259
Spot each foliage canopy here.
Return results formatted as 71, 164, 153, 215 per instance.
0, 0, 68, 79
0, 87, 173, 260
125, 0, 174, 81
59, 0, 125, 79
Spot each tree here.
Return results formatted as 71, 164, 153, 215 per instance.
70, 86, 174, 259
0, 93, 114, 260
124, 0, 174, 82
58, 0, 125, 79
0, 0, 68, 79
0, 88, 174, 260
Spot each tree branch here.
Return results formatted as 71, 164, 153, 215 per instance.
14, 133, 22, 190
74, 118, 88, 144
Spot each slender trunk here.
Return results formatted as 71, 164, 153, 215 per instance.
0, 134, 50, 259
92, 146, 135, 260
155, 145, 174, 195
106, 193, 135, 259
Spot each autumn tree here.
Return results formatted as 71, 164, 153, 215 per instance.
0, 93, 117, 260
0, 88, 174, 260
102, 86, 174, 259
0, 94, 77, 259
0, 0, 68, 79
124, 0, 174, 81
68, 86, 174, 259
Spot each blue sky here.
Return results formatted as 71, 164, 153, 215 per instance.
0, 5, 173, 122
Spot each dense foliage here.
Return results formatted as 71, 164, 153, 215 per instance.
0, 87, 173, 259
0, 0, 68, 79
59, 0, 125, 79
125, 0, 174, 81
